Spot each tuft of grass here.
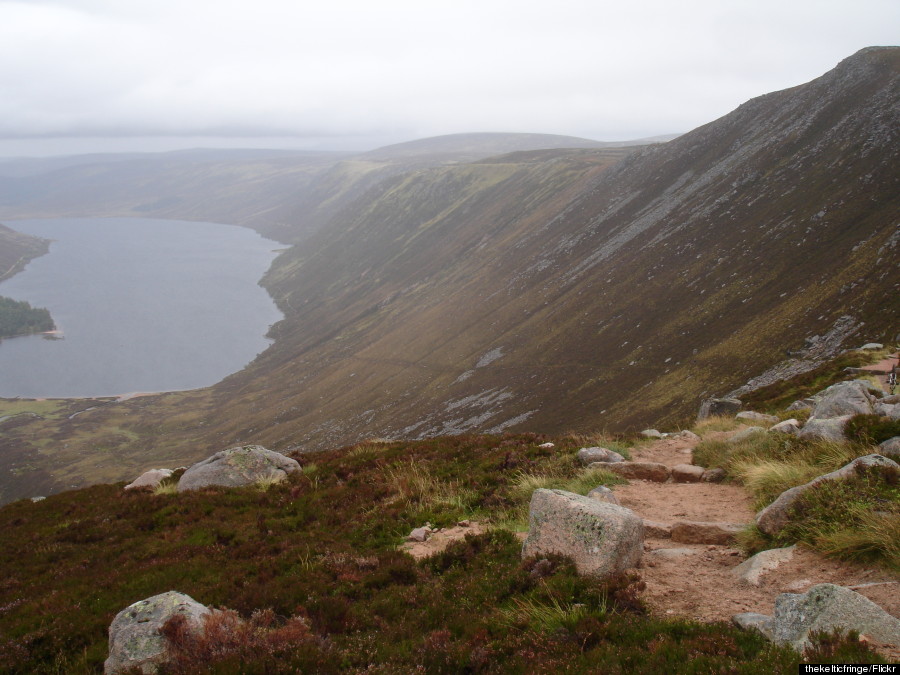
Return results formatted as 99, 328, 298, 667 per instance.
151, 479, 178, 496
384, 460, 477, 513
254, 472, 285, 492
693, 415, 742, 434
733, 460, 825, 509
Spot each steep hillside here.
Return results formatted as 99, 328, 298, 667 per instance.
203, 46, 899, 451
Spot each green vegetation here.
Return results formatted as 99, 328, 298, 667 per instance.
844, 414, 900, 445
0, 295, 54, 339
0, 433, 883, 673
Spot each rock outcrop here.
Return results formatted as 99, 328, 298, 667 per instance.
177, 445, 300, 492
105, 591, 210, 675
521, 489, 643, 578
809, 380, 875, 419
756, 454, 900, 535
698, 398, 742, 420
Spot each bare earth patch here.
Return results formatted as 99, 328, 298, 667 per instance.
399, 521, 487, 560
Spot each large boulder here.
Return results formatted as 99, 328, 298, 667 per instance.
577, 447, 624, 465
698, 398, 742, 420
771, 584, 900, 652
756, 454, 900, 535
124, 469, 173, 491
671, 464, 705, 483
797, 416, 851, 442
809, 380, 875, 419
105, 591, 210, 675
522, 489, 643, 578
177, 445, 300, 492
879, 436, 900, 459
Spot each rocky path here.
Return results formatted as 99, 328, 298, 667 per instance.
613, 432, 900, 657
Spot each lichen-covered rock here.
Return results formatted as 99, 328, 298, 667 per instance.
879, 436, 900, 458
736, 411, 779, 424
809, 380, 875, 419
124, 469, 173, 491
769, 419, 801, 435
756, 454, 900, 535
698, 398, 742, 420
797, 415, 852, 441
600, 461, 670, 482
177, 445, 300, 492
732, 612, 775, 639
577, 446, 624, 465
522, 489, 643, 578
731, 546, 795, 586
771, 583, 900, 652
671, 464, 705, 483
105, 591, 209, 674
586, 485, 620, 505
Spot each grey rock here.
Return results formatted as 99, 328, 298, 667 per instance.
874, 401, 900, 420
640, 429, 663, 439
125, 469, 173, 491
407, 526, 431, 542
732, 613, 774, 639
883, 394, 900, 404
30, 496, 45, 502
878, 436, 900, 458
177, 445, 300, 492
105, 591, 210, 675
797, 415, 851, 442
769, 419, 801, 435
860, 343, 883, 350
731, 546, 795, 586
736, 411, 779, 424
586, 485, 620, 505
602, 461, 670, 482
756, 454, 900, 535
674, 429, 701, 441
671, 464, 705, 483
577, 446, 624, 465
810, 380, 875, 419
728, 426, 766, 443
701, 468, 727, 483
786, 399, 815, 412
771, 583, 900, 652
522, 489, 643, 578
670, 521, 745, 545
698, 397, 742, 420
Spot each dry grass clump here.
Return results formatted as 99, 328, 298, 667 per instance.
383, 460, 477, 512
151, 479, 178, 496
693, 415, 742, 434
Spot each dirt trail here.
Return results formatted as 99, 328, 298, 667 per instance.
616, 432, 899, 657
860, 351, 899, 393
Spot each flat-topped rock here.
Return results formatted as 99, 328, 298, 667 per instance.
522, 489, 643, 579
600, 461, 670, 482
671, 464, 705, 483
178, 445, 301, 492
577, 446, 624, 465
671, 520, 745, 545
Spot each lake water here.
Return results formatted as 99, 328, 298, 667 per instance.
0, 217, 284, 398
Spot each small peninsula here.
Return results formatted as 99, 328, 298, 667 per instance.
0, 296, 55, 339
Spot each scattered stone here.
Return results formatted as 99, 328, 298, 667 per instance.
786, 399, 815, 412
407, 526, 432, 542
698, 397, 742, 420
860, 343, 883, 350
727, 427, 766, 443
586, 485, 620, 505
105, 591, 210, 675
736, 411, 779, 424
670, 521, 745, 545
577, 446, 624, 465
671, 464, 705, 483
732, 612, 775, 639
124, 468, 173, 491
878, 436, 900, 458
769, 419, 801, 435
642, 520, 672, 538
177, 445, 301, 492
521, 489, 644, 579
701, 468, 727, 483
756, 454, 900, 535
640, 429, 663, 439
675, 430, 701, 441
770, 583, 900, 652
809, 380, 875, 419
538, 442, 555, 449
731, 545, 795, 586
601, 461, 670, 482
797, 415, 852, 442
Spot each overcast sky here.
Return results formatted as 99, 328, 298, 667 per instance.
0, 0, 897, 156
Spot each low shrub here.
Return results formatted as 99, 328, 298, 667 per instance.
844, 414, 900, 445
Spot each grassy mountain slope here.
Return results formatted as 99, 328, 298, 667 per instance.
0, 223, 49, 281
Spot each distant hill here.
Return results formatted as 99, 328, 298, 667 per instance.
0, 223, 49, 281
